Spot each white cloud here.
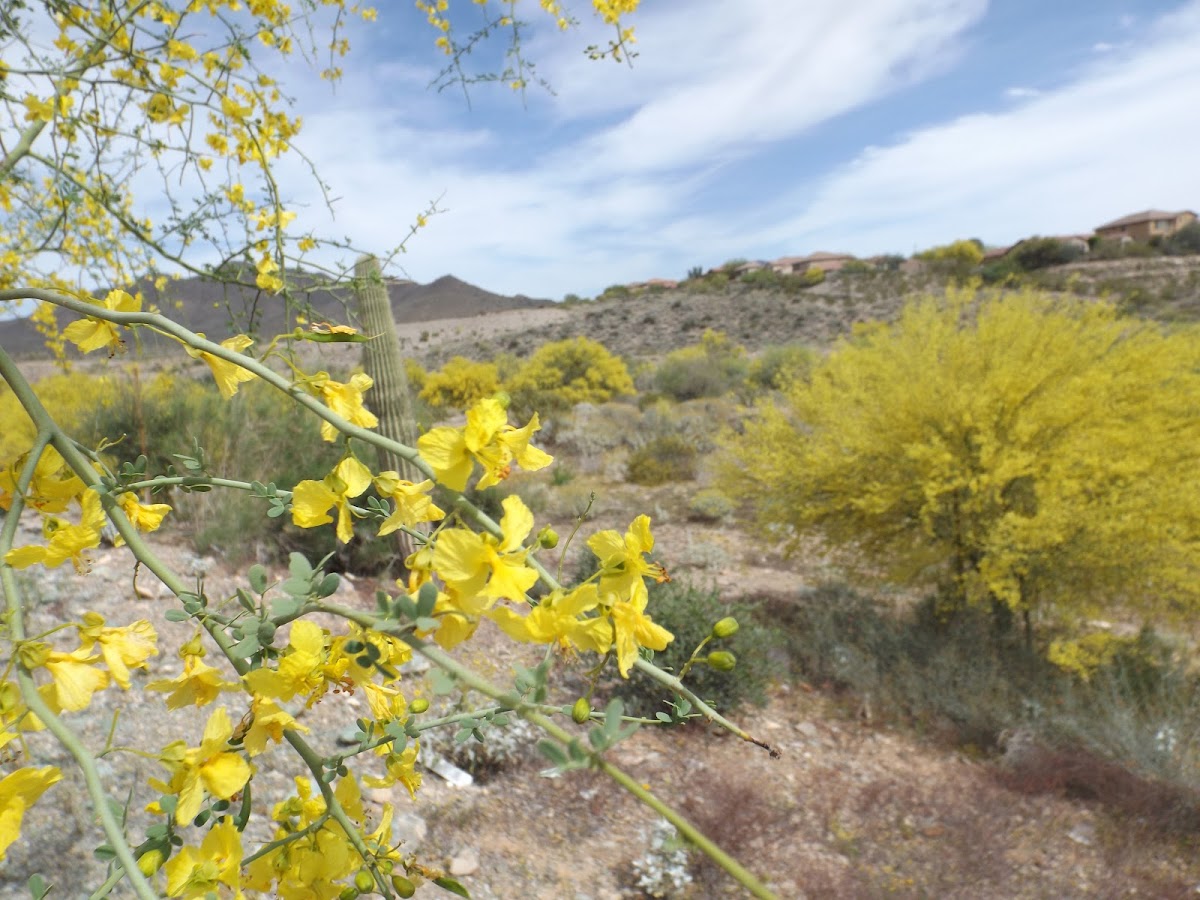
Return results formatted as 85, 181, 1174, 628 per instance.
751, 1, 1200, 255
1092, 41, 1116, 52
276, 0, 989, 295
1005, 86, 1041, 98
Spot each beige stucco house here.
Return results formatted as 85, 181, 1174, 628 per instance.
1094, 210, 1197, 242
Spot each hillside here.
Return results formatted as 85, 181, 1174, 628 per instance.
0, 271, 552, 359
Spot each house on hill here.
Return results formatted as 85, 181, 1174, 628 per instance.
1094, 210, 1197, 243
771, 251, 857, 274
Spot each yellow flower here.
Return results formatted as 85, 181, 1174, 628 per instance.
61, 289, 140, 354
146, 641, 239, 709
489, 583, 612, 655
418, 397, 551, 491
0, 767, 61, 861
0, 445, 84, 514
305, 371, 378, 441
610, 587, 673, 678
434, 495, 538, 604
76, 613, 157, 689
163, 818, 242, 898
243, 620, 329, 704
364, 741, 422, 799
255, 255, 284, 293
17, 641, 109, 712
240, 697, 309, 756
4, 488, 105, 573
373, 472, 444, 536
587, 514, 667, 603
153, 707, 252, 825
290, 456, 373, 544
184, 334, 257, 398
115, 491, 171, 536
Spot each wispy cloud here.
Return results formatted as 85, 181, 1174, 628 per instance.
756, 1, 1200, 255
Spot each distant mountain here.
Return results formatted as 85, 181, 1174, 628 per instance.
0, 271, 553, 358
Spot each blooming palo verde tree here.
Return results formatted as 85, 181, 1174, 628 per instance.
0, 2, 781, 898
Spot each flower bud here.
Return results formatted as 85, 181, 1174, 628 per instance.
537, 526, 559, 549
409, 698, 430, 715
705, 650, 737, 672
391, 875, 417, 898
338, 888, 358, 900
492, 390, 511, 409
571, 697, 591, 724
137, 848, 166, 877
354, 869, 375, 892
711, 617, 739, 639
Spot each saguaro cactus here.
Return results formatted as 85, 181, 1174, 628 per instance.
354, 255, 423, 563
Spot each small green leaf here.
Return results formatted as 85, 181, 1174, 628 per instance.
430, 670, 457, 695
433, 876, 471, 898
317, 572, 341, 598
235, 588, 257, 613
248, 564, 269, 594
414, 616, 440, 632
287, 552, 313, 579
230, 635, 261, 659
27, 874, 50, 899
537, 740, 567, 767
416, 581, 438, 618
164, 609, 191, 622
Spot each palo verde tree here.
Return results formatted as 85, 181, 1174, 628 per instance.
0, 2, 780, 898
724, 286, 1200, 636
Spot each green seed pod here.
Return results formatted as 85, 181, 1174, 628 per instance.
706, 650, 737, 672
354, 869, 374, 893
537, 526, 559, 549
391, 875, 417, 898
571, 697, 591, 724
257, 621, 278, 644
711, 616, 739, 639
409, 698, 430, 715
337, 888, 358, 900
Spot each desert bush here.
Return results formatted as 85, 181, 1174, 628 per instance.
506, 336, 635, 418
916, 239, 984, 279
419, 355, 501, 411
625, 434, 697, 485
1009, 237, 1085, 270
687, 488, 735, 522
653, 329, 749, 401
0, 371, 116, 460
724, 286, 1200, 634
609, 580, 777, 718
1164, 222, 1200, 255
739, 267, 781, 289
746, 342, 816, 392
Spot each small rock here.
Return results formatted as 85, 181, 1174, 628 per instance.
393, 812, 427, 847
1067, 822, 1095, 847
448, 848, 479, 877
796, 721, 820, 739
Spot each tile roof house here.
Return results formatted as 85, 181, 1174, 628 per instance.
1094, 210, 1197, 243
771, 252, 857, 274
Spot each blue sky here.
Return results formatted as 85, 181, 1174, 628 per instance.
276, 0, 1200, 298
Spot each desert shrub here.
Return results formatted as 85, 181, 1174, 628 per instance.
599, 284, 632, 301
506, 336, 635, 417
1164, 222, 1200, 256
419, 714, 541, 783
687, 488, 734, 522
1009, 237, 1085, 271
609, 580, 777, 718
724, 286, 1200, 633
738, 268, 781, 289
916, 239, 984, 279
0, 371, 116, 460
403, 357, 428, 392
653, 329, 748, 401
625, 434, 697, 485
419, 355, 501, 411
746, 342, 816, 392
979, 257, 1023, 284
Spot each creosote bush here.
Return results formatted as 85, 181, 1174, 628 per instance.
653, 329, 749, 401
626, 434, 697, 485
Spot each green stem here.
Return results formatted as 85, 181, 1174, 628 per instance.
317, 601, 779, 898
0, 353, 158, 900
